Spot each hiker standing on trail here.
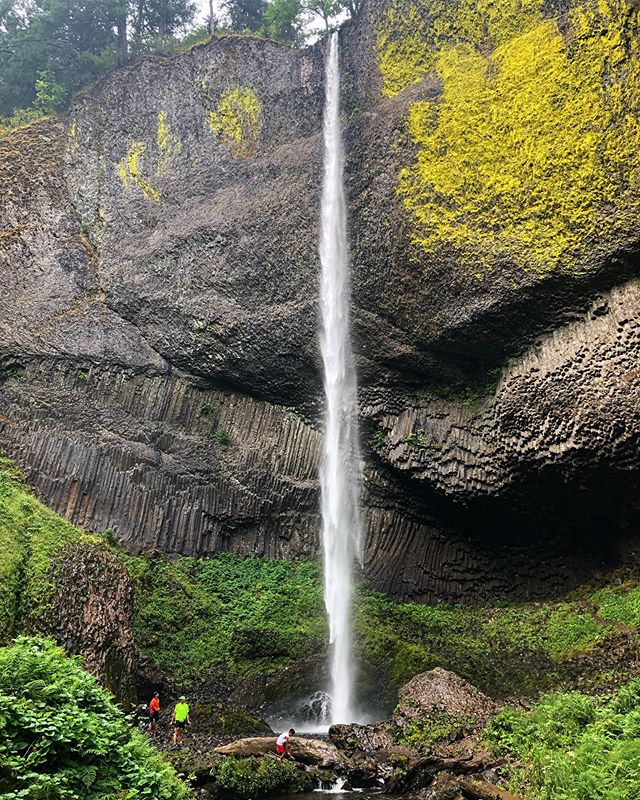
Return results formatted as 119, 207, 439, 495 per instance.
148, 691, 160, 734
276, 729, 295, 760
172, 696, 191, 746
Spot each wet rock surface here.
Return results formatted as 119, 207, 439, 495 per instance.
329, 721, 396, 753
1, 1, 639, 601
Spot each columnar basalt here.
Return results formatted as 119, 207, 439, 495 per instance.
1, 3, 639, 602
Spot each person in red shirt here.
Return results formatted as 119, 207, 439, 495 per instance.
148, 692, 161, 733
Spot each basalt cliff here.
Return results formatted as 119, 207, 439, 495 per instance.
1, 0, 639, 603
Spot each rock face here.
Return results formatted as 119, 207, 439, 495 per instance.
394, 668, 498, 729
1, 0, 640, 601
37, 541, 138, 705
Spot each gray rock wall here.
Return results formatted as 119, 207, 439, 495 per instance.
1, 8, 639, 601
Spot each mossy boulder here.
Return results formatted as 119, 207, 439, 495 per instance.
393, 668, 498, 744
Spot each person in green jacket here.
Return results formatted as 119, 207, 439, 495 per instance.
172, 696, 191, 745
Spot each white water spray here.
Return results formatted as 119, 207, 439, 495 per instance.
319, 31, 362, 725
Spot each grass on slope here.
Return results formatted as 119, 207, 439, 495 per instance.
0, 458, 104, 642
355, 592, 617, 697
484, 680, 640, 800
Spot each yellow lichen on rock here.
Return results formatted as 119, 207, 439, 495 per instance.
377, 6, 435, 97
207, 86, 262, 157
377, 0, 544, 97
117, 141, 160, 202
383, 0, 640, 274
156, 110, 180, 174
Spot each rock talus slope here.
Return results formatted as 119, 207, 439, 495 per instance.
1, 0, 639, 600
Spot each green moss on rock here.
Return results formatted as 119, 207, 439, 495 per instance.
396, 711, 472, 748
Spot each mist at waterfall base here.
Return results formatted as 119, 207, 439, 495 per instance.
266, 692, 387, 736
268, 33, 367, 734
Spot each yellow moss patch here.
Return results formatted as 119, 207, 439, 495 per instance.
393, 0, 640, 274
68, 119, 77, 139
117, 141, 160, 202
207, 86, 262, 157
377, 6, 435, 97
156, 110, 180, 174
376, 0, 545, 96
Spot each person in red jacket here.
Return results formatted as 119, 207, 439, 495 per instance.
148, 692, 161, 733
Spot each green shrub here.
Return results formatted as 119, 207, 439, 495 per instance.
542, 610, 606, 660
0, 636, 191, 799
213, 428, 230, 451
212, 756, 312, 799
484, 684, 640, 799
398, 712, 471, 749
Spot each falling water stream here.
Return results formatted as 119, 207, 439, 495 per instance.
318, 31, 362, 726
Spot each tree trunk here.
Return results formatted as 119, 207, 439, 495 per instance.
117, 12, 128, 66
208, 0, 215, 34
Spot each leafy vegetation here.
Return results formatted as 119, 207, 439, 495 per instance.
354, 591, 617, 698
123, 552, 326, 688
591, 584, 640, 627
211, 756, 313, 798
0, 458, 102, 643
397, 712, 471, 749
0, 636, 190, 799
0, 0, 196, 121
484, 681, 640, 799
0, 0, 361, 130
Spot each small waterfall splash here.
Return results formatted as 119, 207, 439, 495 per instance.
318, 31, 362, 725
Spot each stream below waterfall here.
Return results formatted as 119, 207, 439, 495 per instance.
274, 789, 385, 800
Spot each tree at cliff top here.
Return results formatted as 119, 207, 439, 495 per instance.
0, 637, 191, 799
0, 0, 196, 119
223, 0, 268, 32
263, 0, 305, 43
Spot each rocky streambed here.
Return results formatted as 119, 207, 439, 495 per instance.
164, 668, 520, 800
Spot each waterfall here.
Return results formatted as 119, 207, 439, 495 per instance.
318, 31, 362, 726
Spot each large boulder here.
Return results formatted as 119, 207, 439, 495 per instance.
329, 721, 396, 753
394, 668, 498, 733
